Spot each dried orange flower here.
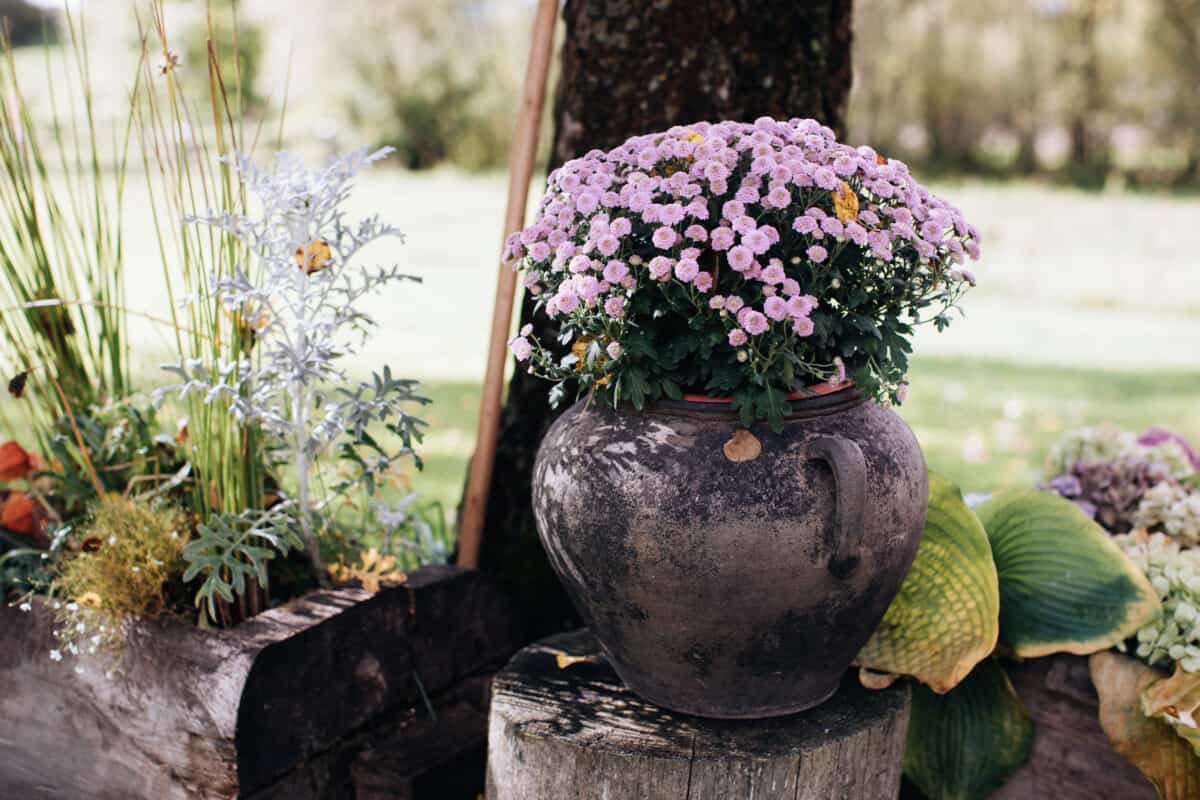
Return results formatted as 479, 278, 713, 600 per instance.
0, 440, 38, 481
326, 548, 406, 593
294, 239, 333, 275
1, 491, 40, 535
832, 180, 860, 225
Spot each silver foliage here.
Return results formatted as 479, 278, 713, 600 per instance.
160, 147, 429, 575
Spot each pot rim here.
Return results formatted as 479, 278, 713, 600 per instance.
681, 379, 855, 404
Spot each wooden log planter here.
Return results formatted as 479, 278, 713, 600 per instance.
991, 654, 1155, 799
0, 565, 521, 800
487, 630, 912, 799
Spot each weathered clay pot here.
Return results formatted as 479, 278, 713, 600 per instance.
532, 385, 927, 718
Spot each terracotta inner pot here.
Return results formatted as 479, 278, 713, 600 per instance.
532, 385, 927, 718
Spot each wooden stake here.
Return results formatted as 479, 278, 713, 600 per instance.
457, 0, 558, 569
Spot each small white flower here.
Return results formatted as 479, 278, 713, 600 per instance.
49, 649, 62, 662
66, 602, 79, 612
108, 535, 117, 545
131, 566, 141, 573
18, 602, 31, 613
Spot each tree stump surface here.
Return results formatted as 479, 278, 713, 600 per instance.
486, 630, 911, 800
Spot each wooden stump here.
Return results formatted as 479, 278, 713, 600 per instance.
487, 630, 911, 800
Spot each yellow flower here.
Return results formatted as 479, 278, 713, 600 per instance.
326, 548, 406, 594
832, 180, 860, 225
571, 338, 611, 385
570, 338, 592, 367
683, 130, 704, 145
78, 591, 102, 609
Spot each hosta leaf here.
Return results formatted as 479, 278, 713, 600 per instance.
1091, 651, 1200, 799
856, 472, 999, 692
903, 658, 1034, 800
976, 490, 1161, 658
1142, 663, 1200, 757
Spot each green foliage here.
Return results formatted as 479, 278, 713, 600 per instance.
344, 0, 516, 170
0, 0, 53, 47
856, 473, 999, 693
903, 658, 1035, 800
0, 11, 132, 436
0, 529, 47, 596
976, 490, 1161, 658
858, 474, 1165, 798
333, 367, 430, 497
40, 399, 188, 520
181, 507, 300, 620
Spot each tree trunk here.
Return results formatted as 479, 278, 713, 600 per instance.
477, 0, 855, 639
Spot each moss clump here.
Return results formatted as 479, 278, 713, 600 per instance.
50, 498, 188, 666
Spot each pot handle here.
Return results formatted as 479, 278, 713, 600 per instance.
809, 437, 867, 579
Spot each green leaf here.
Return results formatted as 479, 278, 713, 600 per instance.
975, 490, 1162, 658
856, 472, 999, 693
904, 658, 1035, 800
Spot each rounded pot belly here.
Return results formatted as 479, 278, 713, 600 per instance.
533, 391, 927, 718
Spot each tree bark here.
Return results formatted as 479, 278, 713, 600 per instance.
477, 0, 855, 638
487, 630, 910, 800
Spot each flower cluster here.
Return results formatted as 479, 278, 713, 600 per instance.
1045, 424, 1200, 536
505, 117, 981, 428
1116, 531, 1200, 672
1134, 482, 1200, 548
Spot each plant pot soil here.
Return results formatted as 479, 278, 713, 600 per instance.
532, 385, 927, 718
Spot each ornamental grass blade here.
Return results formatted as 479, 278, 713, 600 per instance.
975, 490, 1161, 658
1091, 651, 1200, 799
903, 658, 1034, 800
1142, 663, 1200, 757
856, 472, 999, 693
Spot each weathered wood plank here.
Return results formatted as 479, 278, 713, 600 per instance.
994, 654, 1155, 799
0, 565, 519, 799
487, 630, 911, 800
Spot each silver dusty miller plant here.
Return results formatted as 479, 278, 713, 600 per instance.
162, 146, 428, 579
